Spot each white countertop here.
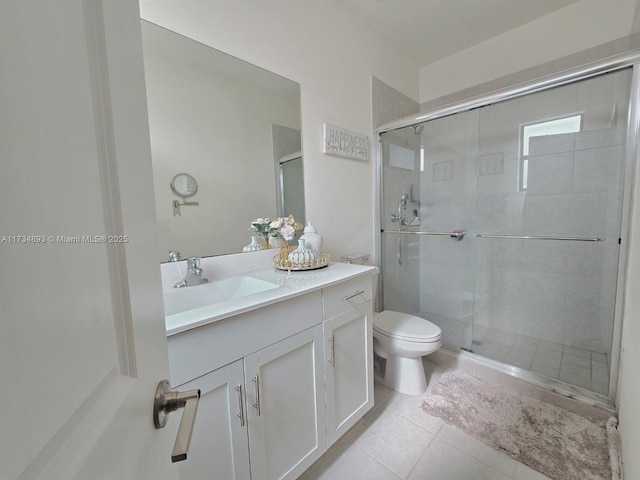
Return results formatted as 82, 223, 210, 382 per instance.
162, 250, 378, 336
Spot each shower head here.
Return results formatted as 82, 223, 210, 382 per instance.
410, 125, 424, 135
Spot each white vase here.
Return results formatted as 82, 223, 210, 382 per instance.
300, 222, 323, 252
288, 239, 317, 267
268, 236, 284, 248
243, 235, 264, 252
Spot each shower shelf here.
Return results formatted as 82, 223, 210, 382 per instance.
475, 234, 603, 242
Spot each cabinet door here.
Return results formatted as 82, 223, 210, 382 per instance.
245, 325, 327, 480
324, 302, 374, 446
177, 360, 251, 480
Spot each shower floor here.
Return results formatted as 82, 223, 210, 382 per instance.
419, 312, 610, 396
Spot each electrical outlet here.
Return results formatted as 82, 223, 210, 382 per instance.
157, 219, 171, 232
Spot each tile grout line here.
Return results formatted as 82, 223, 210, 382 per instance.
353, 444, 404, 480
434, 426, 517, 479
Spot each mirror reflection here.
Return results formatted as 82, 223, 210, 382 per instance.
141, 21, 304, 262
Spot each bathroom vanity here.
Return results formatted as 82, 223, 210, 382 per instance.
162, 250, 378, 479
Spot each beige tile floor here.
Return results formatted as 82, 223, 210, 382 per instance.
300, 374, 553, 480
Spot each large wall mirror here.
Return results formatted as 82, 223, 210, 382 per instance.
141, 21, 304, 263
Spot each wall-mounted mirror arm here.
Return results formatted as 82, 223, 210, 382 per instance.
172, 198, 200, 216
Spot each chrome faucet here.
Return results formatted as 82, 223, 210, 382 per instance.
390, 193, 408, 230
174, 257, 208, 288
168, 250, 182, 262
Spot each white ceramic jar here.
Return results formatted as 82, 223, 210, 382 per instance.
300, 222, 323, 252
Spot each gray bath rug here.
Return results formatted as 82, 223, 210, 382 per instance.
421, 370, 622, 480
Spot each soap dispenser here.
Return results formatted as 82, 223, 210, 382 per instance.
300, 222, 323, 252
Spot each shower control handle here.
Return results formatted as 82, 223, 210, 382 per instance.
390, 213, 406, 225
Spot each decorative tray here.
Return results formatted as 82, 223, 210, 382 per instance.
273, 252, 330, 271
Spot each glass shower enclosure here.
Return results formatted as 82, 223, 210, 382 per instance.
379, 67, 633, 399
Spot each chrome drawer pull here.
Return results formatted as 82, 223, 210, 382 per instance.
252, 374, 261, 416
235, 384, 245, 427
343, 290, 365, 301
328, 335, 335, 367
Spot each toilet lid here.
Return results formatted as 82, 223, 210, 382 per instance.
373, 311, 442, 342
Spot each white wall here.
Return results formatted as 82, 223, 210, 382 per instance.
140, 0, 419, 260
619, 153, 640, 478
419, 0, 637, 103
618, 44, 640, 478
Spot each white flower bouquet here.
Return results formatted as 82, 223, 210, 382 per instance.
250, 215, 303, 242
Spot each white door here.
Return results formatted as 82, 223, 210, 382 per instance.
1, 1, 178, 479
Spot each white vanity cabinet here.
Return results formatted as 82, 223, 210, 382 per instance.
165, 264, 377, 480
169, 291, 326, 480
177, 325, 326, 480
322, 276, 375, 446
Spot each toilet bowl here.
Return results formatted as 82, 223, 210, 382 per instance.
373, 310, 442, 395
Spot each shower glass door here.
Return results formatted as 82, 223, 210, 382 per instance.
380, 109, 479, 352
380, 67, 632, 397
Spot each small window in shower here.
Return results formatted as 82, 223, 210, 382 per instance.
519, 114, 582, 191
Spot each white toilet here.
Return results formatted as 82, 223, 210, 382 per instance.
373, 310, 442, 395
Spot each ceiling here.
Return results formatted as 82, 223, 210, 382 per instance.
336, 0, 581, 67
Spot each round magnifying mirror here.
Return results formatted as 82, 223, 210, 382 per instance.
170, 173, 198, 198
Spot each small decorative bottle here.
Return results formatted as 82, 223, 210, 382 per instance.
243, 236, 264, 252
300, 222, 323, 252
288, 239, 317, 267
279, 241, 293, 261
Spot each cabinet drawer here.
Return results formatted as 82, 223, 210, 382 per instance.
169, 291, 322, 387
322, 276, 373, 320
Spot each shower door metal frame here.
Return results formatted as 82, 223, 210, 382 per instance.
374, 51, 640, 408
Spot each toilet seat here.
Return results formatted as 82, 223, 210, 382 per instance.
373, 311, 441, 343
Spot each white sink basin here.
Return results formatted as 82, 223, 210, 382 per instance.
164, 276, 280, 317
